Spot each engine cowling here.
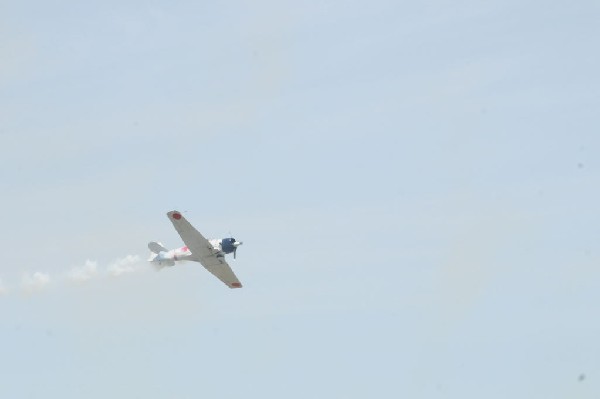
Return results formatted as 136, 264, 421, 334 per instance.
220, 238, 243, 258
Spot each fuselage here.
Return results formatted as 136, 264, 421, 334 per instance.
149, 238, 242, 267
156, 246, 193, 263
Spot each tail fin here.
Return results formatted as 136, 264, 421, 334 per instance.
148, 241, 168, 254
148, 241, 168, 262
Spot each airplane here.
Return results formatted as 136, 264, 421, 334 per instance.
148, 210, 244, 289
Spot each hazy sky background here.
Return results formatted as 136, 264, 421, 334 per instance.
1, 0, 599, 397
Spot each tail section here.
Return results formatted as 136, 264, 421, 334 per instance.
148, 241, 168, 254
147, 241, 177, 269
148, 241, 168, 262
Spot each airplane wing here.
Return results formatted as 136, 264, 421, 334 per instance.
167, 210, 242, 289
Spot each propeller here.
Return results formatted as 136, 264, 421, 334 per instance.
233, 240, 243, 259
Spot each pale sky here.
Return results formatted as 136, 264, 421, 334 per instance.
1, 0, 599, 398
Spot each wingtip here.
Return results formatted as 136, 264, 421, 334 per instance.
167, 210, 182, 220
230, 282, 243, 289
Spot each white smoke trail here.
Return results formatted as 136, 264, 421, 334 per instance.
68, 260, 98, 283
107, 254, 142, 277
0, 254, 145, 296
22, 271, 51, 293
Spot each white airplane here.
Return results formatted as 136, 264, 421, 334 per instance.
148, 210, 243, 289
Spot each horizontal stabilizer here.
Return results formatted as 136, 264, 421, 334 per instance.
148, 241, 168, 254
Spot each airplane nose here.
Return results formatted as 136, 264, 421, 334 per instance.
233, 241, 243, 247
